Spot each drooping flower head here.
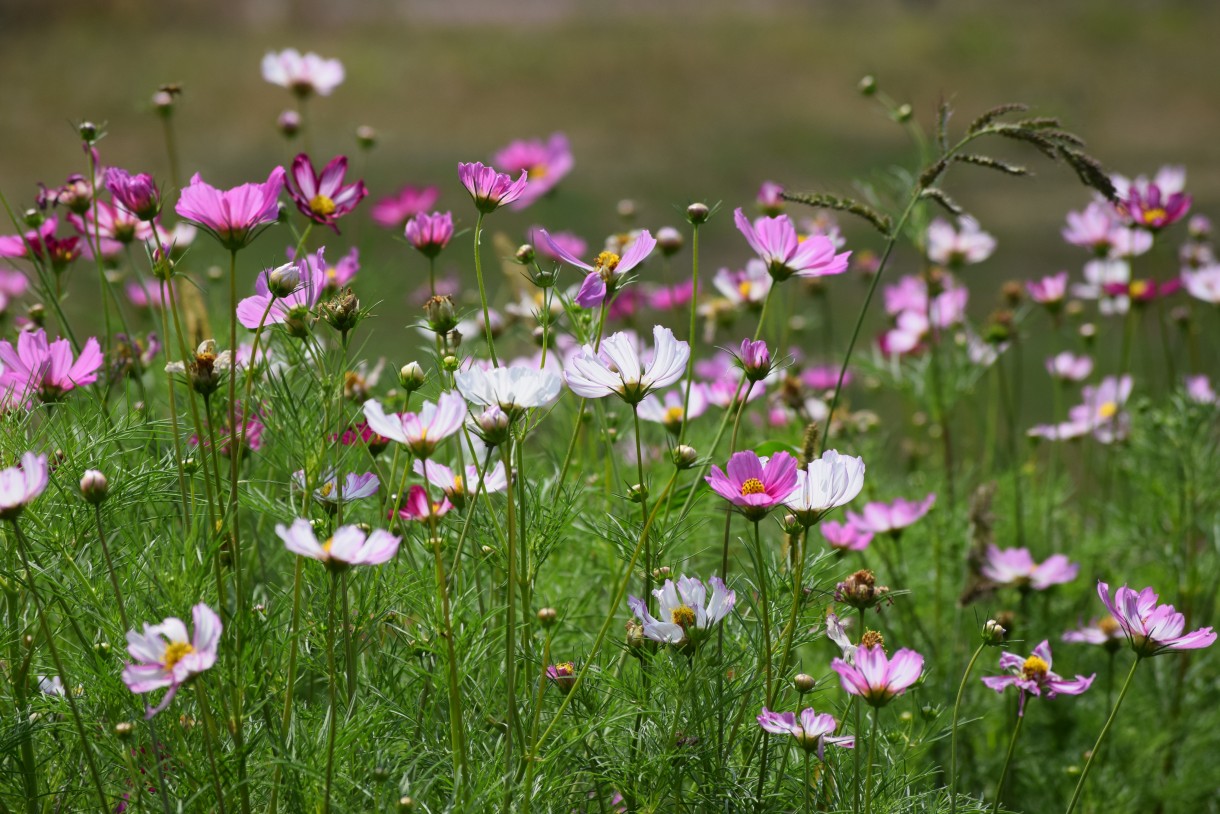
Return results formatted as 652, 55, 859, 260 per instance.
832, 644, 924, 707
539, 228, 656, 309
286, 154, 367, 231
1097, 582, 1217, 657
122, 603, 221, 718
276, 517, 400, 569
980, 545, 1078, 591
372, 185, 441, 229
757, 707, 853, 759
262, 49, 345, 97
734, 208, 851, 282
0, 452, 49, 520
175, 168, 286, 251
926, 216, 996, 267
104, 168, 161, 221
782, 449, 866, 527
454, 364, 563, 416
846, 494, 935, 537
0, 329, 103, 402
492, 133, 574, 210
705, 450, 799, 521
362, 392, 466, 458
405, 211, 454, 258
981, 640, 1094, 715
458, 162, 529, 214
627, 574, 735, 648
564, 326, 689, 404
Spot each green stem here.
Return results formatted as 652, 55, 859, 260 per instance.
472, 212, 500, 366
269, 556, 305, 814
1064, 657, 1141, 814
990, 710, 1024, 814
863, 710, 880, 814
678, 221, 701, 446
93, 503, 129, 630
502, 441, 518, 813
753, 520, 773, 703
156, 276, 191, 526
949, 643, 987, 814
324, 573, 339, 814
521, 627, 555, 814
195, 681, 229, 814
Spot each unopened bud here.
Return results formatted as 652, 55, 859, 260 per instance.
397, 797, 415, 812
537, 607, 558, 628
398, 362, 425, 391
152, 91, 175, 113
277, 110, 301, 138
515, 244, 536, 265
372, 765, 390, 782
652, 566, 671, 579
628, 483, 648, 503
355, 125, 377, 149
267, 263, 301, 298
983, 619, 1007, 645
858, 75, 877, 96
423, 295, 459, 334
442, 355, 459, 372
78, 121, 100, 143
671, 444, 697, 470
685, 203, 710, 225
114, 721, 135, 739
656, 226, 684, 256
80, 470, 109, 504
895, 103, 913, 122
27, 303, 46, 327
1002, 281, 1023, 307
617, 199, 636, 220
793, 673, 816, 694
1078, 323, 1096, 345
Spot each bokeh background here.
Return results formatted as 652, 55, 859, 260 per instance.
1, 0, 1218, 362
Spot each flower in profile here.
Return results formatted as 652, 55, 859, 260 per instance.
395, 484, 454, 522
1097, 582, 1217, 657
734, 208, 851, 282
1062, 200, 1153, 258
122, 603, 221, 718
712, 260, 773, 306
1045, 352, 1093, 382
454, 365, 563, 414
734, 339, 774, 383
546, 662, 577, 694
261, 49, 344, 96
1183, 375, 1218, 405
981, 640, 1093, 715
372, 184, 440, 229
362, 392, 467, 458
1182, 264, 1220, 304
705, 450, 799, 521
846, 494, 935, 536
637, 384, 708, 435
69, 201, 154, 254
530, 227, 587, 264
286, 154, 367, 231
926, 216, 996, 266
1062, 616, 1126, 652
756, 181, 785, 216
414, 458, 507, 509
236, 251, 326, 331
981, 545, 1078, 591
831, 644, 924, 707
492, 132, 574, 210
175, 167, 286, 251
627, 574, 735, 647
405, 211, 454, 258
1025, 271, 1069, 308
104, 168, 161, 221
276, 517, 400, 568
820, 519, 873, 551
757, 707, 853, 758
458, 162, 529, 214
1116, 166, 1191, 231
0, 329, 103, 402
782, 449, 866, 526
292, 470, 379, 506
0, 452, 49, 520
539, 228, 656, 309
564, 325, 689, 404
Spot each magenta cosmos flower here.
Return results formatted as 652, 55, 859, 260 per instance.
1117, 168, 1191, 231
261, 49, 344, 96
0, 452, 49, 520
981, 545, 1078, 591
175, 167, 285, 251
831, 644, 924, 707
734, 208, 850, 282
276, 517, 400, 568
405, 211, 454, 258
0, 329, 103, 402
492, 132, 574, 210
539, 228, 657, 308
846, 494, 935, 536
104, 168, 161, 221
981, 640, 1093, 715
122, 603, 221, 718
1097, 582, 1217, 657
361, 392, 466, 458
372, 185, 441, 229
394, 484, 454, 522
820, 519, 873, 551
757, 707, 854, 758
458, 162, 529, 214
705, 450, 799, 521
286, 154, 367, 231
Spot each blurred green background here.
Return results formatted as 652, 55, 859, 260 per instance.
1, 0, 1217, 356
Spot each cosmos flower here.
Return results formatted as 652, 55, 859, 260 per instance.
405, 211, 454, 258
372, 185, 440, 229
362, 392, 467, 458
276, 517, 401, 568
530, 227, 587, 264
1025, 271, 1069, 307
545, 662, 577, 693
1183, 375, 1218, 405
819, 519, 873, 551
705, 450, 799, 521
414, 458, 507, 508
0, 452, 49, 520
627, 574, 735, 647
831, 644, 924, 707
1062, 617, 1126, 652
492, 132, 574, 210
712, 260, 773, 306
1073, 259, 1131, 316
458, 162, 529, 214
454, 365, 563, 414
1096, 582, 1217, 657
846, 494, 935, 536
0, 329, 103, 402
564, 326, 689, 404
1045, 352, 1093, 382
637, 384, 708, 435
926, 216, 996, 266
757, 708, 854, 758
756, 181, 785, 216
1115, 166, 1191, 231
235, 251, 326, 330
394, 484, 454, 522
104, 168, 161, 221
980, 545, 1079, 591
122, 603, 221, 718
175, 168, 286, 251
1182, 265, 1220, 304
261, 49, 345, 96
291, 470, 379, 505
538, 228, 656, 309
981, 640, 1093, 715
285, 154, 367, 231
782, 450, 866, 527
734, 208, 850, 282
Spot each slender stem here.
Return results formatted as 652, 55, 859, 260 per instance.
678, 221, 701, 446
862, 710, 880, 814
269, 556, 305, 814
753, 520, 773, 703
195, 681, 229, 814
157, 277, 191, 525
341, 571, 356, 704
472, 212, 500, 365
1064, 657, 1141, 814
990, 710, 1024, 814
633, 407, 652, 608
775, 527, 808, 680
521, 627, 555, 814
949, 643, 987, 814
93, 504, 129, 630
324, 572, 340, 814
804, 751, 812, 814
502, 441, 518, 813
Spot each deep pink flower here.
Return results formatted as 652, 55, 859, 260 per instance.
394, 484, 454, 522
846, 494, 935, 536
539, 228, 656, 308
757, 707, 853, 758
819, 519, 872, 551
981, 640, 1093, 715
405, 211, 454, 258
0, 452, 50, 520
735, 339, 772, 382
981, 545, 1078, 591
492, 132, 574, 210
104, 168, 161, 221
458, 162, 529, 214
0, 329, 103, 402
122, 603, 221, 718
175, 167, 286, 251
734, 208, 850, 282
801, 365, 850, 392
1097, 582, 1217, 657
546, 662, 577, 693
371, 185, 440, 229
0, 218, 78, 274
286, 154, 367, 232
648, 279, 697, 311
831, 644, 924, 707
705, 450, 799, 521
1120, 178, 1191, 231
1026, 271, 1069, 307
756, 181, 785, 216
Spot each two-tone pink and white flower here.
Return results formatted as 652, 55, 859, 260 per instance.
926, 216, 995, 266
276, 517, 400, 568
757, 707, 854, 758
362, 393, 467, 458
1097, 582, 1217, 657
0, 452, 49, 520
782, 450, 866, 527
539, 228, 656, 308
414, 458, 507, 507
734, 208, 850, 282
981, 545, 1078, 591
627, 575, 735, 646
286, 154, 367, 231
564, 326, 688, 404
122, 603, 221, 718
262, 49, 344, 96
831, 645, 924, 707
1046, 352, 1093, 382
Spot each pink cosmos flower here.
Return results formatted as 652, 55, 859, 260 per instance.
756, 181, 785, 216
0, 452, 49, 520
276, 517, 400, 568
1184, 375, 1218, 405
362, 392, 467, 458
236, 250, 326, 330
104, 168, 160, 221
648, 279, 697, 311
546, 662, 577, 693
492, 132, 574, 210
0, 218, 58, 259
1026, 271, 1069, 307
69, 201, 154, 254
980, 545, 1078, 591
530, 227, 587, 264
831, 644, 924, 707
926, 216, 995, 266
735, 338, 772, 382
712, 260, 772, 306
372, 185, 441, 229
627, 574, 735, 646
286, 154, 367, 231
1062, 617, 1125, 652
261, 49, 344, 96
414, 458, 508, 508
305, 245, 360, 291
734, 208, 850, 282
1182, 265, 1220, 304
0, 329, 103, 402
981, 640, 1093, 715
1116, 167, 1191, 231
637, 384, 708, 434
757, 707, 853, 758
122, 603, 221, 718
458, 162, 529, 214
704, 376, 765, 409
1097, 581, 1217, 657
782, 450, 866, 527
1045, 352, 1093, 382
539, 228, 656, 308
801, 365, 850, 392
1066, 375, 1132, 443
394, 484, 454, 522
705, 450, 799, 521
175, 167, 286, 251
820, 519, 872, 551
1061, 201, 1152, 258
405, 211, 454, 258
291, 470, 379, 505
846, 494, 935, 536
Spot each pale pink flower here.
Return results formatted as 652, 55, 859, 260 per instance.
846, 494, 935, 536
362, 392, 466, 458
734, 208, 850, 281
122, 603, 221, 718
0, 452, 49, 520
276, 517, 400, 568
756, 707, 854, 758
1097, 581, 1216, 657
1045, 352, 1093, 382
492, 133, 574, 209
262, 49, 345, 96
980, 545, 1078, 591
926, 216, 995, 266
981, 640, 1093, 715
832, 645, 924, 707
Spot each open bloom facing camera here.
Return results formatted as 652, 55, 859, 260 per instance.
564, 326, 689, 404
262, 49, 345, 96
627, 575, 735, 647
705, 450, 799, 521
276, 517, 400, 569
981, 640, 1093, 715
757, 707, 854, 759
122, 603, 221, 718
831, 644, 923, 707
1096, 582, 1216, 657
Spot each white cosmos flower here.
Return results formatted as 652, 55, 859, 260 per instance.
783, 449, 866, 526
628, 574, 735, 646
454, 365, 563, 413
564, 325, 689, 404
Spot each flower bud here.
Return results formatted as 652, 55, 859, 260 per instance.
793, 673, 816, 694
1002, 281, 1024, 307
628, 483, 648, 503
685, 203, 710, 225
652, 566, 671, 579
1078, 323, 1096, 346
656, 226, 683, 256
372, 765, 390, 782
397, 797, 416, 812
398, 362, 425, 391
537, 607, 558, 628
617, 199, 636, 220
982, 619, 1007, 646
355, 125, 377, 150
895, 103, 913, 122
858, 75, 877, 96
671, 444, 698, 470
80, 470, 109, 504
474, 406, 511, 447
515, 243, 536, 265
267, 262, 301, 298
78, 121, 100, 143
27, 303, 46, 327
152, 90, 175, 114
442, 355, 459, 372
834, 569, 890, 610
423, 295, 459, 334
114, 721, 135, 739
277, 110, 301, 138
320, 288, 361, 335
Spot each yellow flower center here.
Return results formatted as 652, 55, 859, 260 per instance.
664, 406, 685, 425
309, 194, 337, 217
322, 537, 334, 555
740, 477, 766, 496
1099, 616, 1120, 636
319, 482, 335, 498
553, 661, 574, 675
1022, 655, 1049, 681
1128, 280, 1150, 298
671, 604, 697, 628
452, 475, 465, 494
595, 251, 620, 272
1097, 401, 1119, 419
163, 640, 195, 670
1140, 207, 1167, 224
529, 163, 549, 180
738, 280, 753, 298
326, 267, 338, 281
